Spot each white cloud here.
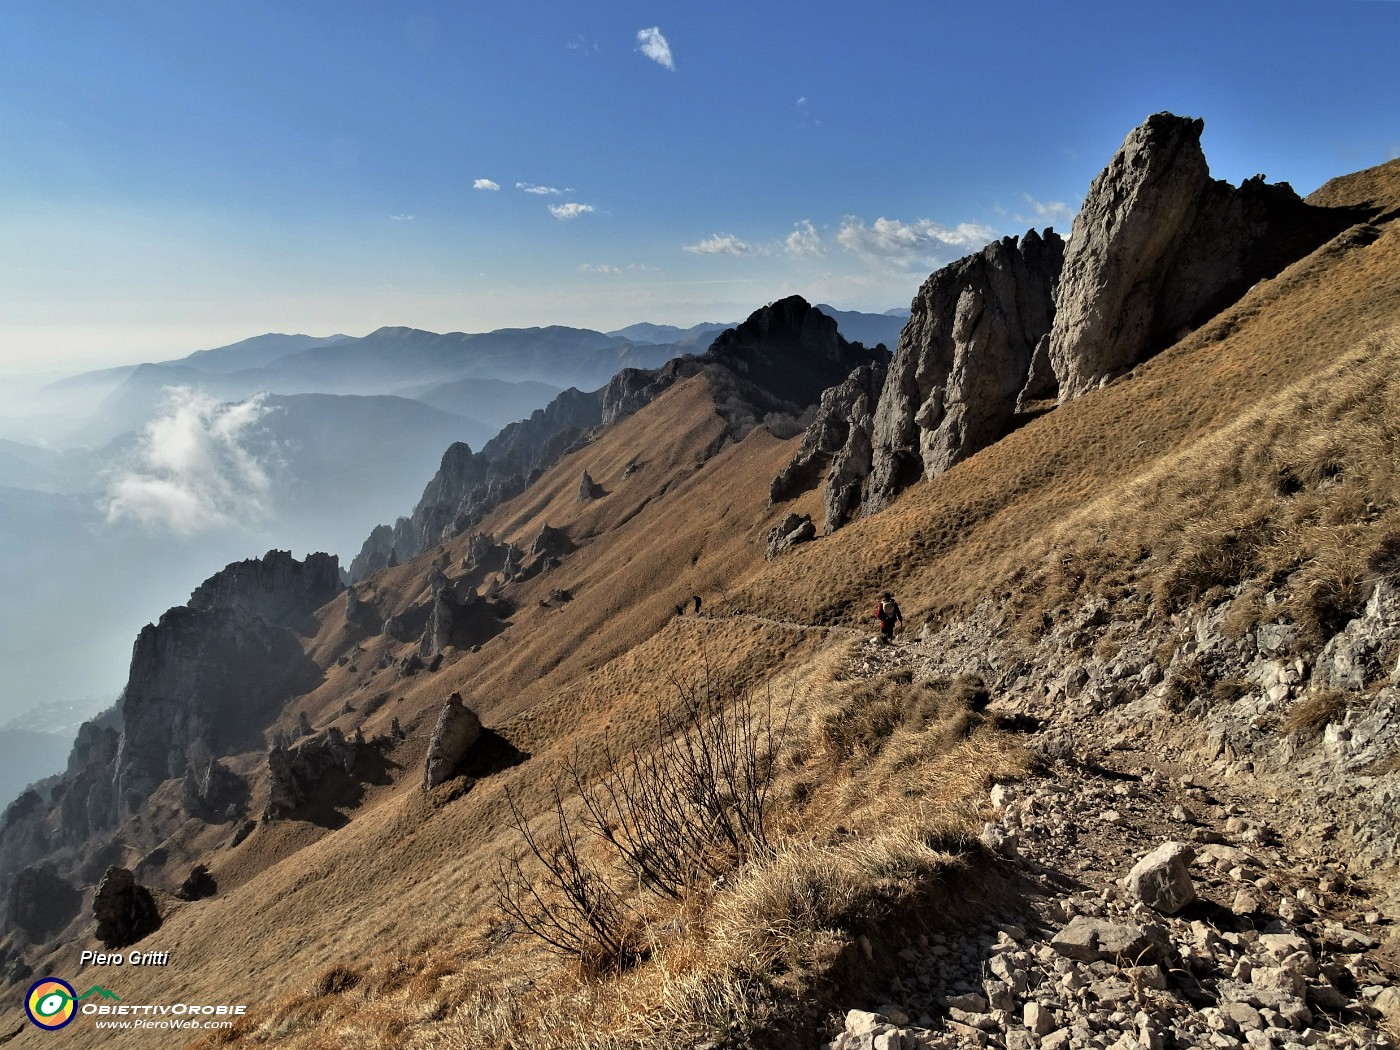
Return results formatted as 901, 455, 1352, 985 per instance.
104, 388, 278, 536
636, 27, 675, 70
1016, 193, 1076, 227
390, 214, 415, 222
785, 219, 824, 257
836, 216, 997, 269
566, 35, 598, 53
517, 182, 572, 195
579, 263, 621, 274
473, 178, 500, 191
549, 202, 594, 220
684, 234, 753, 256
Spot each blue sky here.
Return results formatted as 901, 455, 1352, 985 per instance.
2, 0, 1398, 371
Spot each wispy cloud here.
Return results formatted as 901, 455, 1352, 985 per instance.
785, 219, 824, 257
566, 35, 598, 53
836, 216, 996, 269
473, 178, 500, 191
390, 214, 415, 222
104, 388, 278, 536
579, 263, 621, 274
549, 202, 594, 220
517, 182, 573, 196
684, 234, 753, 256
796, 96, 819, 128
1014, 193, 1077, 227
636, 27, 675, 70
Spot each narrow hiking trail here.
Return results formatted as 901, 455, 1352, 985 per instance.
683, 607, 1400, 1049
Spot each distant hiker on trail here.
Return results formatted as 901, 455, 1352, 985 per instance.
874, 591, 903, 642
692, 594, 702, 614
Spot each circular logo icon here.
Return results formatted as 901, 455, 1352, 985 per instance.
26, 978, 77, 1030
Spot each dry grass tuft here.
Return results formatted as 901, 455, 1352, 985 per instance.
1281, 689, 1353, 737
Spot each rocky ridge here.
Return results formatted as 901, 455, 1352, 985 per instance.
350, 297, 890, 580
349, 387, 606, 578
0, 550, 341, 953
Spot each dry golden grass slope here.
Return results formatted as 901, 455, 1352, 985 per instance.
8, 160, 1400, 1050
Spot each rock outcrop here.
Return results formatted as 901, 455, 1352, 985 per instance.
765, 513, 816, 560
344, 585, 383, 634
773, 232, 1061, 527
115, 599, 322, 818
530, 524, 573, 559
422, 693, 483, 790
263, 727, 374, 821
351, 388, 605, 577
1051, 113, 1356, 401
174, 864, 217, 902
187, 550, 343, 633
777, 113, 1363, 536
4, 862, 82, 943
578, 470, 602, 501
864, 229, 1064, 514
92, 866, 160, 948
769, 361, 886, 532
180, 757, 246, 820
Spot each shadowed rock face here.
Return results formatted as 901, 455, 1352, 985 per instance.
5, 862, 82, 944
115, 603, 323, 818
773, 230, 1062, 528
187, 550, 343, 633
864, 229, 1064, 515
350, 388, 605, 578
92, 866, 160, 949
769, 361, 887, 533
422, 693, 483, 790
701, 295, 888, 411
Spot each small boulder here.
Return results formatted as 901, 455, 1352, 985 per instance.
1125, 841, 1197, 914
175, 865, 217, 902
765, 512, 816, 559
1050, 917, 1156, 964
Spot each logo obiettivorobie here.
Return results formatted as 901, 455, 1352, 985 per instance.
25, 978, 77, 1030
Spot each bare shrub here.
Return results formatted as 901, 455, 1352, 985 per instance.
497, 672, 789, 968
577, 676, 787, 900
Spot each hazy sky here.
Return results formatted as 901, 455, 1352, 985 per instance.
2, 0, 1397, 371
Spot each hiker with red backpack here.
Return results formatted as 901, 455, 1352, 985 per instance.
874, 591, 903, 642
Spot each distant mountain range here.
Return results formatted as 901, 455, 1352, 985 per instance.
0, 305, 910, 738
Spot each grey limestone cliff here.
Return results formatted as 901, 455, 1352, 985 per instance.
1051, 112, 1357, 400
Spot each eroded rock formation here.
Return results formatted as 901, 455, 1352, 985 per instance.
864, 229, 1064, 514
765, 513, 816, 560
92, 866, 160, 948
1051, 112, 1355, 401
777, 112, 1360, 535
5, 862, 82, 943
422, 693, 483, 790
